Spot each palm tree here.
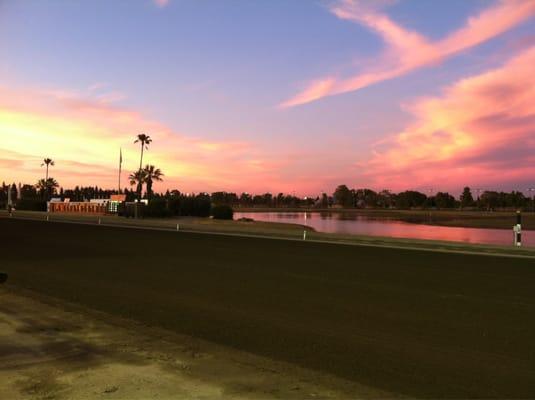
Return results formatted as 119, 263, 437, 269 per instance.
129, 170, 147, 200
36, 178, 59, 198
134, 134, 152, 171
41, 158, 55, 181
143, 165, 164, 200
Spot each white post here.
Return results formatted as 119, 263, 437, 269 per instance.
46, 215, 49, 222
98, 217, 101, 225
514, 211, 522, 247
176, 223, 179, 231
303, 212, 308, 240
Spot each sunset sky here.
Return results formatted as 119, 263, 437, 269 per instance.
1, 0, 534, 196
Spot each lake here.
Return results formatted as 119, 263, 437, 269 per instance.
234, 212, 534, 247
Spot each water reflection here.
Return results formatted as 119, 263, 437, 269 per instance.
235, 212, 534, 247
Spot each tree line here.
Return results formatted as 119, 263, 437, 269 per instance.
2, 182, 532, 212
330, 185, 533, 210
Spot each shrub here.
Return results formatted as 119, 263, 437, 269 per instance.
192, 196, 211, 217
145, 199, 171, 218
16, 199, 47, 211
211, 204, 234, 220
167, 196, 211, 217
119, 202, 146, 218
120, 195, 212, 218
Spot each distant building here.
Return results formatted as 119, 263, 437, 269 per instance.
108, 194, 127, 213
48, 194, 126, 214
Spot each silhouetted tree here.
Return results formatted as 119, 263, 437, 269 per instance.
377, 190, 394, 208
319, 193, 329, 208
143, 164, 164, 200
10, 183, 18, 202
36, 178, 59, 198
129, 170, 147, 200
355, 188, 379, 208
134, 134, 152, 171
434, 192, 456, 209
479, 191, 499, 210
460, 187, 475, 208
395, 191, 427, 209
239, 192, 252, 206
41, 158, 54, 181
333, 185, 353, 207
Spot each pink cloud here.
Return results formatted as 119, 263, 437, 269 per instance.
281, 0, 535, 107
279, 78, 337, 108
360, 46, 535, 191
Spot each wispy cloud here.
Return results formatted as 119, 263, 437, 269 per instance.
361, 45, 535, 191
281, 0, 535, 107
87, 82, 107, 92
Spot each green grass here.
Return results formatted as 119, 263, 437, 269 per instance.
2, 218, 535, 398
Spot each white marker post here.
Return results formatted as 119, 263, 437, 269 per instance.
513, 211, 522, 247
98, 217, 101, 225
176, 223, 180, 231
303, 212, 307, 240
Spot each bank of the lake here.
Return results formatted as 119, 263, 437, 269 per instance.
235, 211, 535, 247
235, 208, 535, 230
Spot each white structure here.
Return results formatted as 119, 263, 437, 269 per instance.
89, 199, 109, 205
513, 211, 522, 247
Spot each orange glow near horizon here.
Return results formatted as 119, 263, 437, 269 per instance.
0, 88, 257, 193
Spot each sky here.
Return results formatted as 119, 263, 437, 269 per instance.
0, 0, 534, 196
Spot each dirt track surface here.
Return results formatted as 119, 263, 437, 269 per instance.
2, 218, 535, 398
0, 289, 388, 399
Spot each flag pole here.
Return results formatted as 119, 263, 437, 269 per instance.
118, 148, 122, 193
